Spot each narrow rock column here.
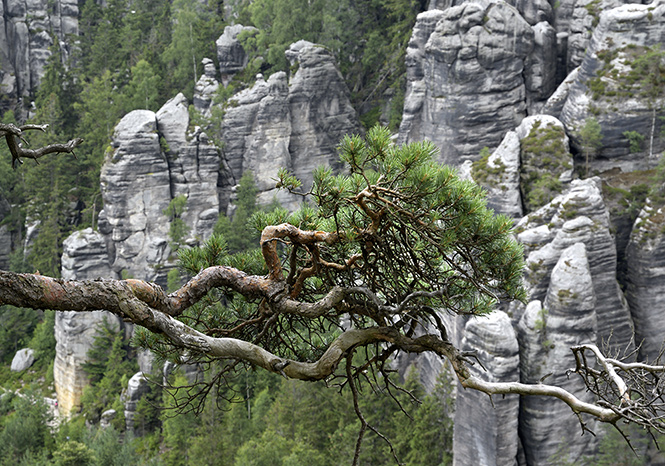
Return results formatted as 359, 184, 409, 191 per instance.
518, 243, 598, 465
56, 228, 118, 416
625, 202, 665, 362
453, 311, 520, 466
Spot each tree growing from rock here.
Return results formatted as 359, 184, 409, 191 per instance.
1, 125, 665, 462
579, 117, 603, 177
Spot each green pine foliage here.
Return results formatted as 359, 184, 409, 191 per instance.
163, 194, 190, 251
213, 171, 262, 253
81, 318, 137, 425
0, 392, 54, 465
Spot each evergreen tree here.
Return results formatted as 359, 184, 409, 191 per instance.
579, 117, 603, 177
162, 0, 225, 98
213, 171, 262, 253
125, 59, 162, 111
81, 318, 137, 424
0, 393, 53, 464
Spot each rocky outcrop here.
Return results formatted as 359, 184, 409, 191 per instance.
193, 58, 220, 116
286, 43, 360, 190
559, 2, 665, 172
0, 195, 12, 270
100, 94, 220, 284
516, 115, 573, 213
469, 131, 523, 219
100, 110, 173, 283
470, 114, 574, 218
0, 0, 78, 114
218, 41, 362, 210
56, 228, 118, 416
124, 372, 150, 434
398, 3, 540, 164
10, 347, 34, 371
56, 42, 360, 413
216, 24, 257, 86
514, 178, 634, 352
157, 93, 220, 242
625, 201, 665, 362
452, 311, 520, 466
518, 243, 598, 465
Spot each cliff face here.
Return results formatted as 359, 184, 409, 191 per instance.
0, 0, 78, 114
517, 243, 598, 465
98, 94, 220, 284
218, 41, 362, 211
56, 228, 118, 416
399, 3, 536, 163
414, 2, 663, 464
452, 311, 520, 466
558, 2, 665, 172
625, 202, 665, 362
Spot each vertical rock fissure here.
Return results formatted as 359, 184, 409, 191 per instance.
156, 115, 177, 201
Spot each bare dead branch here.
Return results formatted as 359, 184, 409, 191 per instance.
1, 122, 83, 168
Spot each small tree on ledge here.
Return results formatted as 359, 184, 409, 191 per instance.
0, 125, 663, 463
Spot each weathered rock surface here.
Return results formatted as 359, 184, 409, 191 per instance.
124, 372, 150, 434
0, 195, 12, 270
559, 2, 665, 172
452, 311, 520, 466
218, 42, 362, 210
625, 201, 665, 362
0, 0, 78, 114
518, 243, 598, 465
470, 131, 523, 219
516, 115, 573, 213
56, 228, 118, 416
10, 347, 34, 372
514, 178, 634, 351
216, 24, 257, 86
101, 110, 172, 283
525, 21, 558, 113
398, 2, 537, 164
287, 44, 360, 190
399, 9, 446, 151
193, 58, 220, 116
100, 95, 220, 284
100, 409, 117, 429
157, 93, 220, 243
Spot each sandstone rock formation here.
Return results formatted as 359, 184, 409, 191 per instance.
558, 2, 665, 172
625, 201, 665, 362
10, 347, 35, 372
452, 311, 520, 466
57, 41, 361, 415
124, 372, 151, 434
56, 228, 118, 416
193, 58, 220, 116
100, 94, 220, 285
515, 115, 573, 213
518, 243, 598, 465
470, 131, 523, 219
218, 41, 362, 210
514, 178, 634, 351
470, 114, 573, 218
216, 24, 257, 86
399, 3, 537, 164
0, 195, 12, 270
0, 0, 78, 114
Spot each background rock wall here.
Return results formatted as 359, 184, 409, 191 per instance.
0, 0, 78, 115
